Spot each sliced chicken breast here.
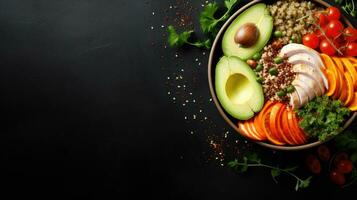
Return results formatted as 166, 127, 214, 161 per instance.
292, 78, 315, 101
294, 85, 309, 107
293, 64, 326, 94
288, 53, 328, 89
289, 92, 300, 109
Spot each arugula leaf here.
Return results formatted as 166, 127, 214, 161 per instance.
167, 25, 211, 49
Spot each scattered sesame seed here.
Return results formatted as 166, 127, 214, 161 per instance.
175, 54, 179, 58
183, 85, 186, 88
198, 62, 201, 66
199, 109, 202, 113
190, 131, 194, 134
161, 25, 165, 28
204, 117, 208, 120
184, 116, 187, 120
169, 5, 173, 9
189, 92, 193, 95
193, 115, 196, 119
203, 52, 206, 55
167, 77, 170, 80
150, 26, 154, 30
209, 98, 212, 102
185, 100, 189, 103
195, 58, 199, 62
173, 97, 176, 100
177, 85, 181, 88
181, 69, 184, 72
152, 12, 155, 15
192, 99, 196, 103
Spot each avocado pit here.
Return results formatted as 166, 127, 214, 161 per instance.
234, 23, 260, 47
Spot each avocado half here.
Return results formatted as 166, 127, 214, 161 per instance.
215, 56, 264, 120
222, 3, 273, 60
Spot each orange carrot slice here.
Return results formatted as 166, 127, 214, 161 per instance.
344, 72, 355, 106
325, 69, 337, 97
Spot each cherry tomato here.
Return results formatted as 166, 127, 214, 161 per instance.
325, 20, 344, 38
344, 27, 357, 42
330, 170, 345, 186
315, 12, 329, 27
306, 155, 321, 174
334, 152, 349, 166
326, 7, 341, 21
337, 160, 354, 174
320, 39, 336, 56
317, 145, 330, 161
345, 42, 357, 57
303, 33, 320, 49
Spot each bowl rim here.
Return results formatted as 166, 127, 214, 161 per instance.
208, 0, 357, 151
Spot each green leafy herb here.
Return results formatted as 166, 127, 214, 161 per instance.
335, 131, 357, 151
334, 0, 356, 18
200, 0, 238, 37
335, 130, 357, 164
167, 25, 211, 48
228, 153, 311, 191
296, 96, 351, 141
167, 0, 240, 49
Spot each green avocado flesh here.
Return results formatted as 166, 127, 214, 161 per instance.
215, 56, 264, 120
222, 3, 273, 60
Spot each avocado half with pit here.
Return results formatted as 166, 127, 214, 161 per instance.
215, 56, 264, 120
222, 3, 273, 60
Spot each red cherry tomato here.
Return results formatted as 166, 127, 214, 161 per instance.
334, 152, 349, 166
345, 43, 357, 57
344, 27, 357, 42
326, 7, 341, 21
306, 155, 321, 174
303, 33, 320, 49
330, 170, 346, 186
315, 12, 329, 27
320, 39, 336, 56
337, 160, 354, 174
317, 145, 330, 161
325, 20, 344, 38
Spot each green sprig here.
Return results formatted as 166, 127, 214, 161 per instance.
228, 153, 311, 191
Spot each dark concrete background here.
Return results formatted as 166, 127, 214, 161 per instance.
0, 0, 356, 199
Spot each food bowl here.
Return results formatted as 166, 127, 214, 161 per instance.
208, 0, 357, 151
